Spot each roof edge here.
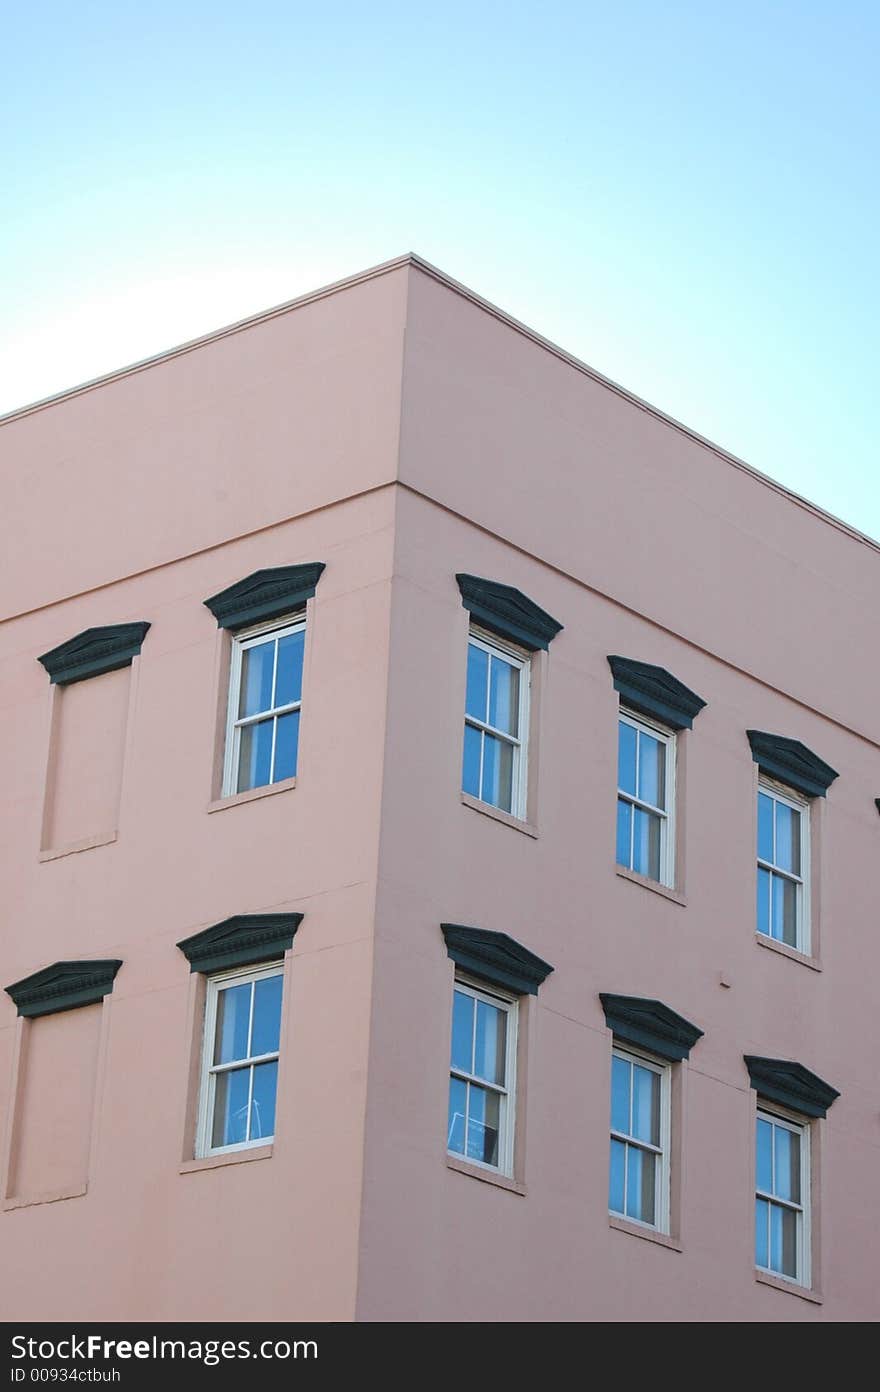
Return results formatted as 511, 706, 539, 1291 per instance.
2, 251, 877, 557
406, 257, 880, 556
0, 253, 418, 426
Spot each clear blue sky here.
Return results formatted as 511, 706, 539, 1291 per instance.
3, 2, 877, 537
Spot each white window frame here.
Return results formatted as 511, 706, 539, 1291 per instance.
195, 961, 284, 1159
222, 612, 305, 797
447, 974, 518, 1177
617, 709, 676, 887
756, 778, 811, 954
755, 1107, 811, 1287
609, 1044, 671, 1233
462, 626, 530, 820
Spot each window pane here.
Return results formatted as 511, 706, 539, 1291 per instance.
769, 1202, 798, 1278
772, 873, 798, 948
609, 1138, 626, 1214
758, 792, 774, 862
632, 1064, 660, 1146
237, 718, 274, 792
611, 1055, 630, 1135
274, 630, 304, 708
616, 798, 632, 869
251, 975, 283, 1057
633, 807, 661, 880
465, 643, 488, 721
447, 1076, 467, 1154
481, 732, 514, 812
757, 1118, 773, 1193
451, 990, 474, 1074
755, 1198, 770, 1268
462, 724, 481, 798
774, 1126, 800, 1204
467, 1084, 500, 1167
488, 656, 519, 737
214, 982, 252, 1065
618, 721, 637, 796
637, 732, 665, 809
239, 639, 275, 718
474, 999, 506, 1086
250, 1060, 278, 1141
756, 866, 771, 938
780, 1206, 798, 1278
626, 1145, 656, 1225
272, 710, 299, 782
212, 1066, 250, 1148
775, 802, 800, 875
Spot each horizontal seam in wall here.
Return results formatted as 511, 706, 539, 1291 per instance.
1, 481, 398, 627
396, 482, 880, 753
6, 470, 877, 753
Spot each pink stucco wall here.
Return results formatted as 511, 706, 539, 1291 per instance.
356, 267, 879, 1321
0, 264, 408, 1320
1, 258, 877, 1321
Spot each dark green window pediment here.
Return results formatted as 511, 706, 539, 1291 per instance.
456, 574, 562, 652
177, 914, 303, 974
747, 731, 838, 799
607, 656, 706, 731
38, 623, 150, 685
744, 1055, 839, 1118
204, 564, 325, 631
6, 960, 123, 1017
441, 923, 554, 996
600, 993, 703, 1062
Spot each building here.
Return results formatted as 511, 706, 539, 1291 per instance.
1, 255, 877, 1323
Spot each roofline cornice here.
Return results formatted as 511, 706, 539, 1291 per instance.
2, 252, 877, 558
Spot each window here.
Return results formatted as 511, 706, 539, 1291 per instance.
616, 711, 675, 884
755, 1110, 809, 1285
756, 782, 809, 951
196, 964, 284, 1156
223, 616, 305, 796
461, 630, 529, 818
447, 978, 517, 1174
609, 1047, 670, 1230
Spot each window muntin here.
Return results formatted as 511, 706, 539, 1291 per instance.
609, 1047, 670, 1231
223, 616, 305, 796
197, 964, 284, 1157
616, 712, 675, 885
756, 783, 809, 951
755, 1111, 809, 1284
461, 630, 529, 818
447, 979, 517, 1174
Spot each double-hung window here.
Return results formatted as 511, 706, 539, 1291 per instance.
755, 1110, 809, 1285
461, 630, 529, 818
756, 782, 808, 951
223, 616, 305, 796
196, 964, 284, 1156
616, 711, 674, 885
609, 1046, 670, 1230
447, 978, 517, 1174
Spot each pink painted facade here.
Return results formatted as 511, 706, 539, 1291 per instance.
1, 257, 877, 1321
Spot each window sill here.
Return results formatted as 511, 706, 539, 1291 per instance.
39, 832, 117, 863
609, 1215, 682, 1251
446, 1155, 526, 1195
3, 1184, 88, 1211
755, 935, 821, 972
207, 778, 296, 814
755, 1270, 823, 1304
179, 1145, 273, 1174
615, 866, 686, 906
460, 793, 538, 839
